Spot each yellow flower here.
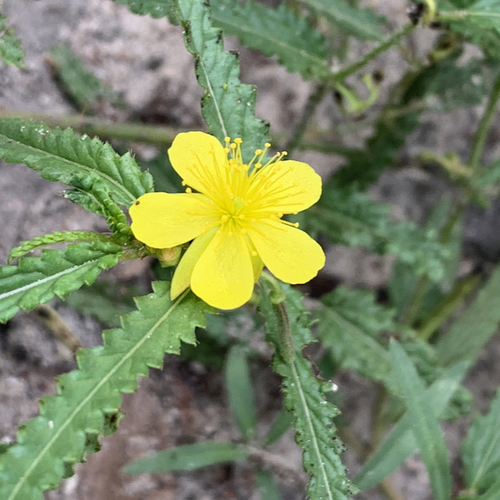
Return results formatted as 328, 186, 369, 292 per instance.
130, 131, 325, 310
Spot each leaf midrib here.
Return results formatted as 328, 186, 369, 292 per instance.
7, 291, 186, 500
0, 133, 136, 205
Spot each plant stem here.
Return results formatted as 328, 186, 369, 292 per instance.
330, 23, 416, 84
0, 109, 181, 145
468, 71, 500, 171
283, 84, 328, 156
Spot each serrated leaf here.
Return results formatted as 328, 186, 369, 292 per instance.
225, 345, 257, 442
0, 282, 211, 500
301, 0, 386, 41
0, 119, 154, 206
259, 284, 355, 500
315, 287, 395, 381
389, 340, 452, 500
0, 15, 25, 67
210, 0, 330, 80
354, 361, 469, 491
0, 242, 123, 323
309, 187, 448, 280
435, 263, 500, 366
462, 387, 500, 493
48, 44, 122, 112
174, 0, 269, 157
124, 441, 249, 473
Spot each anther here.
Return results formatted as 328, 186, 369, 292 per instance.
185, 187, 192, 193
224, 136, 231, 143
265, 142, 271, 148
251, 250, 258, 257
234, 138, 242, 144
255, 149, 262, 155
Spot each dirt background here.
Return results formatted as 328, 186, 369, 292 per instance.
1, 1, 500, 499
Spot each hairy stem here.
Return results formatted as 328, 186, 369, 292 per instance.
468, 71, 500, 171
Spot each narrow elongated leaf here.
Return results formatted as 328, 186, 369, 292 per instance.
0, 119, 154, 206
315, 287, 395, 381
255, 469, 283, 500
0, 15, 25, 67
301, 0, 385, 41
435, 264, 500, 366
477, 477, 500, 500
0, 282, 211, 500
355, 361, 469, 490
309, 187, 448, 280
225, 345, 257, 442
210, 0, 330, 80
260, 284, 355, 500
389, 340, 451, 500
124, 442, 249, 473
463, 388, 500, 493
174, 0, 269, 157
0, 242, 123, 323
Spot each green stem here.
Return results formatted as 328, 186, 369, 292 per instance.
468, 71, 500, 171
283, 84, 328, 156
330, 23, 416, 84
0, 109, 182, 145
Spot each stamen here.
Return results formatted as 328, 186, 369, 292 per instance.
185, 187, 192, 193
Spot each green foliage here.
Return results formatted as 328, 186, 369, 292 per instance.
225, 345, 257, 442
0, 119, 154, 207
210, 0, 330, 80
315, 287, 395, 381
0, 242, 123, 324
124, 441, 249, 473
111, 0, 177, 21
255, 469, 283, 500
48, 44, 121, 112
259, 284, 355, 500
8, 231, 116, 263
309, 187, 448, 280
301, 0, 386, 41
389, 340, 452, 500
435, 264, 500, 366
462, 0, 500, 34
0, 282, 211, 500
0, 15, 24, 67
264, 409, 294, 446
476, 478, 500, 500
355, 361, 469, 490
174, 0, 269, 157
462, 387, 500, 494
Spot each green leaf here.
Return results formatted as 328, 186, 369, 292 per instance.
63, 279, 140, 327
389, 340, 451, 500
255, 469, 283, 500
48, 44, 121, 112
259, 284, 355, 500
0, 119, 154, 206
462, 387, 500, 493
111, 0, 178, 21
315, 287, 395, 381
301, 0, 386, 41
476, 477, 500, 500
435, 263, 500, 366
354, 361, 469, 490
404, 56, 487, 111
210, 0, 330, 80
225, 345, 257, 442
0, 242, 123, 323
463, 0, 500, 33
124, 441, 249, 473
0, 282, 211, 500
263, 409, 294, 446
309, 187, 448, 280
0, 15, 25, 67
174, 0, 269, 157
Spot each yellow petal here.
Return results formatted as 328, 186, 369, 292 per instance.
191, 225, 255, 310
168, 131, 227, 196
248, 219, 325, 284
170, 227, 218, 300
130, 192, 217, 248
249, 160, 322, 214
